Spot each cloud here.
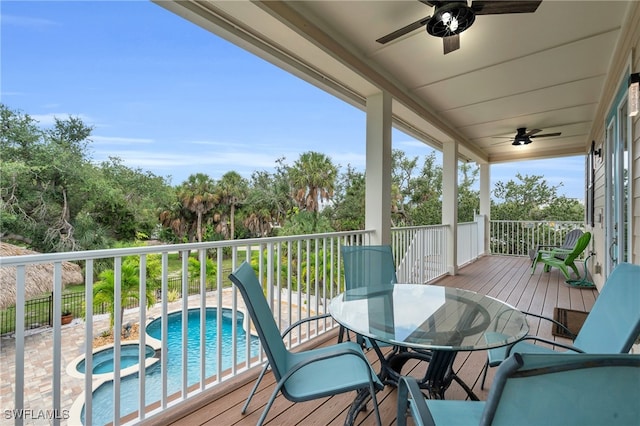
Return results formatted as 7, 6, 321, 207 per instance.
191, 140, 242, 147
92, 148, 280, 176
2, 14, 59, 29
31, 112, 93, 127
91, 136, 154, 145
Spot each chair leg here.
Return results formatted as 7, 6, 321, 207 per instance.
258, 381, 283, 426
242, 363, 269, 414
569, 262, 580, 278
480, 358, 489, 390
558, 264, 571, 280
531, 254, 540, 275
368, 381, 382, 426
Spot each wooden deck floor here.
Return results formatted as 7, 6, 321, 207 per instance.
146, 255, 598, 426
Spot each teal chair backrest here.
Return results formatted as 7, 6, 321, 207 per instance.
342, 245, 397, 291
573, 262, 640, 353
229, 262, 288, 380
483, 352, 640, 425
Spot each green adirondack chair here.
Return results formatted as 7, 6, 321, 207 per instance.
531, 231, 591, 280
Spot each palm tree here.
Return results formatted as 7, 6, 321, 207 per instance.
217, 171, 248, 240
93, 258, 158, 333
288, 151, 337, 231
159, 199, 191, 243
243, 168, 293, 237
177, 173, 219, 242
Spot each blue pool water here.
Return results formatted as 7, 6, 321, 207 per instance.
76, 344, 156, 374
82, 308, 260, 425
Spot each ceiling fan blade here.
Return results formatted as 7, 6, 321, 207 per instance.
443, 34, 460, 54
376, 16, 431, 44
530, 132, 562, 138
525, 128, 542, 137
471, 1, 542, 15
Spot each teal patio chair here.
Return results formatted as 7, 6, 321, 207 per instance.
481, 262, 640, 389
229, 261, 383, 426
340, 244, 398, 347
398, 352, 640, 426
531, 231, 591, 280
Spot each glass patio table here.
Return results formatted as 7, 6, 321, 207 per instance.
330, 284, 528, 421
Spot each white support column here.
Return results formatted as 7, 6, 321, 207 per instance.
479, 163, 491, 255
442, 141, 458, 275
365, 91, 392, 245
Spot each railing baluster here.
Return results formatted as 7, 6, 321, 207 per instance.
14, 265, 25, 426
180, 251, 188, 398
199, 249, 206, 391
112, 257, 122, 426
84, 260, 93, 425
160, 252, 169, 410
138, 255, 147, 421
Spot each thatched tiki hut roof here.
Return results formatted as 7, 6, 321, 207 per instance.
0, 242, 84, 310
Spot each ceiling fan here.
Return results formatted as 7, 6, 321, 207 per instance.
376, 1, 542, 54
510, 127, 561, 146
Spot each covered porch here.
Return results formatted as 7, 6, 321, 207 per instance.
150, 255, 597, 425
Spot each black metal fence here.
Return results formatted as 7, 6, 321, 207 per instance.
0, 277, 216, 335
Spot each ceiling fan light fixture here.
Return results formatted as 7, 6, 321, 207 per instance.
512, 137, 529, 146
427, 2, 475, 37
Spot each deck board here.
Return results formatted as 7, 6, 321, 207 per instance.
147, 255, 598, 426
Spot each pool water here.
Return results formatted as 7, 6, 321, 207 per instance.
76, 344, 156, 374
82, 307, 260, 425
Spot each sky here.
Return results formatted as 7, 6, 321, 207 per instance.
1, 1, 585, 200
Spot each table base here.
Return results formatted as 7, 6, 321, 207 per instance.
344, 344, 480, 425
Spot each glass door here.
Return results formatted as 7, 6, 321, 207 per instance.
604, 87, 630, 275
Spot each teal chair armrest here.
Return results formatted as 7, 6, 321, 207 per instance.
397, 376, 433, 426
398, 376, 485, 426
280, 312, 332, 338
519, 310, 577, 339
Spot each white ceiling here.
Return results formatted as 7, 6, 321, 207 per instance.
156, 0, 633, 164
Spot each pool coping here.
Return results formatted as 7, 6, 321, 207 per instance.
68, 304, 255, 425
67, 341, 162, 425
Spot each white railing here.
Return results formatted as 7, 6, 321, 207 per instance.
391, 224, 449, 284
457, 220, 480, 267
1, 222, 492, 425
489, 220, 585, 257
2, 230, 376, 426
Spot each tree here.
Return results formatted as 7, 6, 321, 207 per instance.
492, 173, 572, 221
98, 156, 173, 239
158, 197, 193, 243
458, 162, 480, 223
242, 160, 295, 237
406, 151, 443, 225
287, 151, 338, 232
93, 257, 158, 332
391, 149, 420, 226
327, 165, 365, 231
0, 105, 96, 251
2, 104, 176, 251
216, 171, 248, 240
177, 173, 219, 242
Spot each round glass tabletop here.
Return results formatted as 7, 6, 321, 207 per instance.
330, 284, 529, 351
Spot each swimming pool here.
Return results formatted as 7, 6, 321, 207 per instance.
76, 344, 156, 375
81, 307, 260, 425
